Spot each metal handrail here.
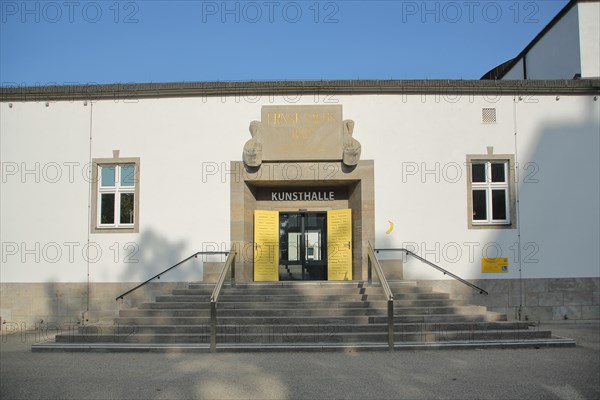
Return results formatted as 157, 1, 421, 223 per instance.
210, 250, 236, 352
367, 242, 394, 350
374, 248, 489, 295
115, 251, 230, 301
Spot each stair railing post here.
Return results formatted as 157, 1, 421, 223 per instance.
367, 256, 372, 287
210, 301, 217, 352
230, 256, 235, 287
387, 299, 394, 351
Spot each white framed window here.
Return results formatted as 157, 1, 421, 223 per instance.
91, 157, 140, 233
98, 164, 136, 227
467, 155, 515, 229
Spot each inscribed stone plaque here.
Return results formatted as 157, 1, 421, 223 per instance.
261, 105, 343, 161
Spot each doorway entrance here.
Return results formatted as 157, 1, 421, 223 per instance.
279, 212, 327, 280
253, 208, 355, 282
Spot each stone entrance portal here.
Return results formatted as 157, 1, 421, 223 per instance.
230, 105, 374, 282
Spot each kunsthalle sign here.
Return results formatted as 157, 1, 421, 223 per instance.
270, 190, 336, 201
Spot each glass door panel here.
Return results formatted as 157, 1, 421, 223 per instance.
278, 212, 327, 280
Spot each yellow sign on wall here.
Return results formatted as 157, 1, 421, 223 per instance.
327, 209, 352, 280
482, 258, 509, 273
254, 210, 279, 282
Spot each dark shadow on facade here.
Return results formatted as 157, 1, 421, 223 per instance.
467, 97, 600, 321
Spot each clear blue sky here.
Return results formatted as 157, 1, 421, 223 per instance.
1, 0, 569, 86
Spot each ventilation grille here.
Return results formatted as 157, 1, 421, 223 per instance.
482, 108, 497, 124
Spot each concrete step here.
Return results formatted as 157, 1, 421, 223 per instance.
393, 305, 488, 316
170, 288, 402, 296
56, 328, 552, 344
156, 294, 389, 302
120, 304, 485, 318
189, 281, 417, 289
140, 299, 465, 310
119, 307, 389, 318
373, 313, 507, 323
193, 286, 432, 296
114, 316, 378, 325
80, 321, 532, 335
37, 336, 577, 352
113, 312, 505, 326
155, 292, 448, 303
124, 303, 487, 317
140, 302, 211, 309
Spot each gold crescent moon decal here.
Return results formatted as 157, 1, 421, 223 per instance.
386, 220, 394, 235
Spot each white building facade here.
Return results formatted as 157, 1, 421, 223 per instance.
2, 79, 599, 327
1, 0, 599, 328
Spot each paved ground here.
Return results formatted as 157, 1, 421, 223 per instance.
1, 322, 599, 400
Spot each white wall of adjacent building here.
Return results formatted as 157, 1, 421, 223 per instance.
1, 92, 599, 284
502, 59, 525, 80
524, 4, 581, 80
579, 2, 600, 78
502, 2, 600, 80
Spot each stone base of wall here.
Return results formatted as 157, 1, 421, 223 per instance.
0, 282, 191, 329
1, 278, 598, 331
416, 277, 600, 322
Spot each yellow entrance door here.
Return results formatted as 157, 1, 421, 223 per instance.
327, 209, 352, 280
254, 210, 279, 282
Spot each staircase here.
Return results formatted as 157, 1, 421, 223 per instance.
35, 281, 575, 352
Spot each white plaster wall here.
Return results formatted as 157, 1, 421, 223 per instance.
502, 59, 524, 80
578, 2, 600, 78
2, 92, 599, 283
346, 94, 520, 281
1, 101, 90, 282
514, 95, 600, 279
525, 5, 581, 79
87, 98, 242, 283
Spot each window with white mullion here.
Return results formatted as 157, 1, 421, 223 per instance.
98, 164, 135, 227
471, 161, 510, 225
489, 161, 509, 224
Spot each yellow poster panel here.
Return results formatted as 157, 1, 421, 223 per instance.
254, 210, 279, 282
327, 209, 352, 280
482, 258, 509, 273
